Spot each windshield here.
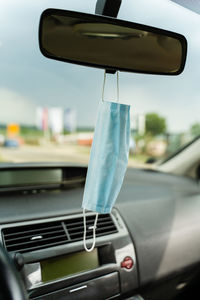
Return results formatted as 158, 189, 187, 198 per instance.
0, 0, 200, 168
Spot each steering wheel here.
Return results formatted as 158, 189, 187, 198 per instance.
0, 244, 28, 300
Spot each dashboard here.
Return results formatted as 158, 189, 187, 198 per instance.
0, 164, 200, 299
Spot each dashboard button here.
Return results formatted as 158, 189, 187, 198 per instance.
121, 256, 134, 269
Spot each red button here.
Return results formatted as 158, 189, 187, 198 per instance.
121, 256, 134, 270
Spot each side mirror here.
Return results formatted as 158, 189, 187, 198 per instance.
146, 157, 157, 164
39, 9, 187, 75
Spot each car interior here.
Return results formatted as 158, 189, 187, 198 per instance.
0, 0, 200, 299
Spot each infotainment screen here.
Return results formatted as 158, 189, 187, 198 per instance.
40, 249, 99, 283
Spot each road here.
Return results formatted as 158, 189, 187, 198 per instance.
0, 144, 149, 168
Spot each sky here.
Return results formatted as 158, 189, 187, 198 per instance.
0, 0, 200, 133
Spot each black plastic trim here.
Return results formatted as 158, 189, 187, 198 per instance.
39, 8, 187, 76
95, 0, 122, 18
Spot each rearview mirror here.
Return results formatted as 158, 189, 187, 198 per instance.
39, 9, 187, 75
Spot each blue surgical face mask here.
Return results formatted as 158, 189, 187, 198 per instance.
82, 100, 130, 251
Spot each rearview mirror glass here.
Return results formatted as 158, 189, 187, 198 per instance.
39, 9, 187, 75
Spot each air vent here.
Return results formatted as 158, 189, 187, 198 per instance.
2, 214, 118, 254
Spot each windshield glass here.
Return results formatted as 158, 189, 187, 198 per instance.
0, 0, 200, 168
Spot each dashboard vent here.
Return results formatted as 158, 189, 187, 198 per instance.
2, 214, 117, 254
64, 214, 117, 242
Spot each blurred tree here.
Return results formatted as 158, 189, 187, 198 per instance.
145, 113, 167, 136
190, 122, 200, 137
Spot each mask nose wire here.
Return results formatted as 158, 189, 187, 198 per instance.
83, 209, 98, 252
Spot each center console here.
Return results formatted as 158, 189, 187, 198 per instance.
1, 209, 138, 299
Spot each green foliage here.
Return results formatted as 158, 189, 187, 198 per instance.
190, 123, 200, 138
20, 126, 43, 137
145, 113, 167, 136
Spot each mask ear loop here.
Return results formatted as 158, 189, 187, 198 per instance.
102, 70, 106, 102
83, 209, 98, 252
102, 70, 120, 103
117, 71, 119, 103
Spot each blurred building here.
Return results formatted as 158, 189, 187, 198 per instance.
137, 114, 146, 136
64, 108, 77, 132
49, 107, 63, 135
36, 107, 48, 131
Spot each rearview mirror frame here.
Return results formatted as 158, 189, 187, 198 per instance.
39, 8, 187, 75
